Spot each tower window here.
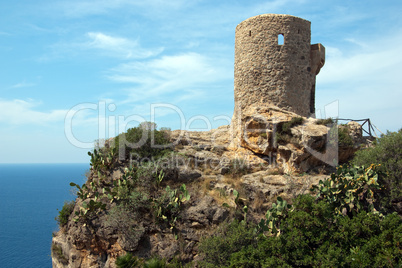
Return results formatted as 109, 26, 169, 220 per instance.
278, 34, 284, 45
249, 30, 251, 36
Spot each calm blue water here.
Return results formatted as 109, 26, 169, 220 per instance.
0, 163, 89, 268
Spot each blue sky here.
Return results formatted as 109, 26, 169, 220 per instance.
0, 0, 401, 163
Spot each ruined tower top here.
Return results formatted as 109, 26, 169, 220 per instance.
233, 14, 325, 118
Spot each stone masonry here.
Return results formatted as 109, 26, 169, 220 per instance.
233, 14, 325, 118
231, 14, 325, 148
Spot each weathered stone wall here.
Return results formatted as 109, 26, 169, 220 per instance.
231, 14, 325, 149
234, 14, 319, 117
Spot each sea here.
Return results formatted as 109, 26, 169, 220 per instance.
0, 163, 89, 268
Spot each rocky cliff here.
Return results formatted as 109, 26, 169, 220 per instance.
51, 112, 369, 267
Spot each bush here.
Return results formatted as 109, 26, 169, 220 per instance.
275, 117, 304, 144
282, 116, 304, 132
198, 220, 257, 267
88, 145, 118, 173
56, 200, 75, 227
152, 184, 190, 231
201, 195, 402, 267
310, 165, 384, 216
338, 126, 354, 147
143, 257, 167, 268
116, 252, 142, 268
107, 189, 150, 245
352, 129, 402, 209
316, 118, 335, 125
115, 122, 172, 160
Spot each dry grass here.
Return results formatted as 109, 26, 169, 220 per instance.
266, 167, 284, 175
222, 175, 242, 190
252, 193, 265, 213
203, 166, 220, 175
208, 189, 233, 207
200, 177, 213, 194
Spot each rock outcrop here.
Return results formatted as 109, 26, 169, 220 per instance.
52, 119, 368, 267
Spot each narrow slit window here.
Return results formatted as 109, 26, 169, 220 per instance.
278, 34, 284, 45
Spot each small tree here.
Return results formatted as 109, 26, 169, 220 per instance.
114, 122, 172, 160
352, 129, 402, 212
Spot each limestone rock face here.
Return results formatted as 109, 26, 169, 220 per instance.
230, 104, 366, 173
51, 120, 367, 267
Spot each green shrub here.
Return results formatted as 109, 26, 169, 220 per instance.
254, 196, 293, 235
152, 184, 190, 231
316, 118, 335, 125
115, 122, 172, 160
202, 195, 402, 267
275, 117, 304, 144
126, 190, 150, 213
338, 126, 354, 147
352, 129, 402, 210
144, 257, 167, 268
282, 117, 304, 133
88, 145, 118, 173
198, 164, 402, 267
56, 200, 75, 227
310, 165, 384, 216
198, 220, 257, 268
116, 252, 142, 268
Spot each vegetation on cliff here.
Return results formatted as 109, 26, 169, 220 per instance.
53, 126, 402, 267
199, 196, 401, 267
352, 129, 402, 212
199, 164, 401, 267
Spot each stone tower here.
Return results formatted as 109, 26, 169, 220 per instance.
233, 14, 325, 119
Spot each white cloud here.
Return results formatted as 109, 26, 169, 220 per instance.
41, 32, 163, 61
85, 32, 163, 59
108, 52, 232, 103
0, 99, 67, 125
316, 32, 402, 132
0, 99, 101, 126
319, 29, 402, 86
11, 81, 35, 89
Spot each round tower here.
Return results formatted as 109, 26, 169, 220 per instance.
233, 14, 324, 117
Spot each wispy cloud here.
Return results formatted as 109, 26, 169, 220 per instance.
41, 32, 163, 61
319, 33, 402, 86
0, 99, 68, 125
11, 81, 36, 89
0, 99, 100, 127
54, 0, 191, 18
85, 32, 163, 59
316, 31, 402, 131
108, 52, 232, 104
